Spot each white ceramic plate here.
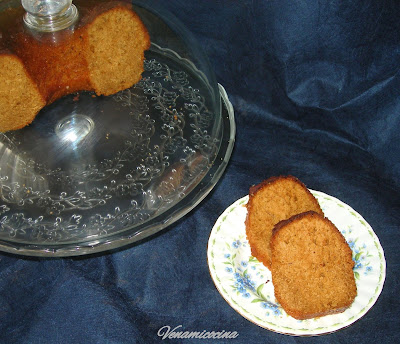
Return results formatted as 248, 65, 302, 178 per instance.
207, 190, 386, 336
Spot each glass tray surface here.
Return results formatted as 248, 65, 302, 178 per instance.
0, 2, 235, 256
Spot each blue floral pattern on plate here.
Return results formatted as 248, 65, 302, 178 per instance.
207, 191, 386, 336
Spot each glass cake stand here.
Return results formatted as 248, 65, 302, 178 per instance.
0, 0, 235, 256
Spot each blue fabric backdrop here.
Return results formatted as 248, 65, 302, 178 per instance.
1, 0, 399, 343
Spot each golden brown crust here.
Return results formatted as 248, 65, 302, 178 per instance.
245, 175, 323, 268
11, 27, 91, 104
271, 211, 356, 320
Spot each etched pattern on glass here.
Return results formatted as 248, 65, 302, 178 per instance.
0, 58, 218, 242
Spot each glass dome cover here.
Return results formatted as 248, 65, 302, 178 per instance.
0, 0, 235, 256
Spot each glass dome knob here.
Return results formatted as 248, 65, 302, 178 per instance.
21, 0, 79, 32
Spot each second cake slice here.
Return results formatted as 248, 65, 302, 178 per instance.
270, 211, 357, 319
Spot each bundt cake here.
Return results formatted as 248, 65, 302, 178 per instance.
271, 211, 357, 319
245, 175, 323, 268
0, 0, 150, 132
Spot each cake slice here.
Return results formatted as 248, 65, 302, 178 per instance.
271, 211, 357, 320
245, 176, 323, 268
